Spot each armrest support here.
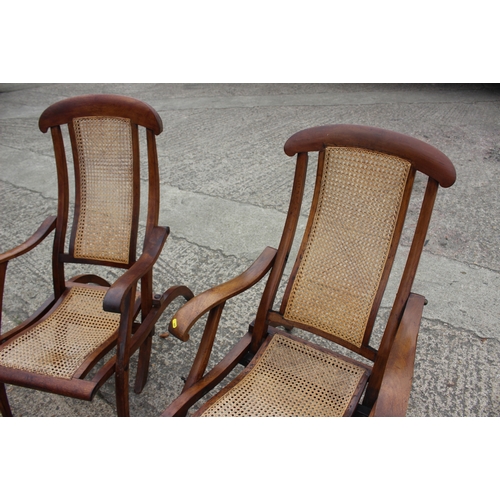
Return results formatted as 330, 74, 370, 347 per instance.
0, 216, 57, 264
168, 246, 277, 341
370, 293, 426, 417
103, 226, 169, 313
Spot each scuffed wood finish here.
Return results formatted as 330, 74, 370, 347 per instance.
162, 124, 456, 417
0, 95, 193, 417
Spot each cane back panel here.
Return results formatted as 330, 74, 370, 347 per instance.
283, 147, 411, 347
71, 116, 135, 264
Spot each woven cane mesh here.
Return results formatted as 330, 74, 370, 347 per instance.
199, 334, 368, 417
0, 287, 120, 379
284, 147, 410, 347
73, 116, 134, 264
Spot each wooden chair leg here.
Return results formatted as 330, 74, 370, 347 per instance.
0, 383, 13, 417
115, 368, 130, 417
134, 330, 153, 394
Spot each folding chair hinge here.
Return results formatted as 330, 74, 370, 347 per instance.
239, 350, 256, 367
353, 404, 372, 417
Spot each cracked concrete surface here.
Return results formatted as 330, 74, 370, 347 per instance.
1, 83, 499, 416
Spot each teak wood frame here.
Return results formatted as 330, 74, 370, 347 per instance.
0, 94, 193, 417
161, 124, 456, 417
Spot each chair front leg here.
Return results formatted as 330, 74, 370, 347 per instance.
134, 330, 153, 394
114, 288, 136, 417
135, 284, 195, 394
115, 366, 130, 417
0, 383, 13, 417
0, 262, 7, 337
182, 303, 225, 392
134, 271, 154, 395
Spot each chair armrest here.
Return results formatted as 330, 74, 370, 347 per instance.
168, 246, 277, 341
0, 216, 57, 264
0, 216, 57, 336
103, 226, 169, 313
370, 293, 426, 417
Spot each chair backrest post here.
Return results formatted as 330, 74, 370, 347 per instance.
364, 177, 439, 407
49, 125, 70, 298
129, 122, 141, 264
145, 128, 161, 237
251, 151, 309, 352
278, 149, 326, 312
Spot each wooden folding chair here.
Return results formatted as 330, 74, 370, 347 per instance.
161, 124, 456, 417
0, 94, 193, 416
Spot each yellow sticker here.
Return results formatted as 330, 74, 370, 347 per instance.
172, 318, 177, 328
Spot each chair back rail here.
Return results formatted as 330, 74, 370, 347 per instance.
284, 124, 456, 188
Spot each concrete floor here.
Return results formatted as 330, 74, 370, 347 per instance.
0, 83, 499, 417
